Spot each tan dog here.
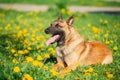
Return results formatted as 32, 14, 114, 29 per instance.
45, 15, 113, 74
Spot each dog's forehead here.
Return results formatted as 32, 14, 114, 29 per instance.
53, 19, 64, 24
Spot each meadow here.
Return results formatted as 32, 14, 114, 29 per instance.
0, 0, 120, 7
0, 9, 120, 80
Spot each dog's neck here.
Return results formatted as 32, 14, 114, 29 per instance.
65, 27, 84, 44
57, 27, 84, 47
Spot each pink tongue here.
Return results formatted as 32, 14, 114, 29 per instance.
46, 35, 60, 46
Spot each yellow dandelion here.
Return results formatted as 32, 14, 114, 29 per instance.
92, 27, 99, 33
105, 40, 110, 45
84, 72, 90, 77
113, 46, 118, 51
11, 49, 16, 53
44, 54, 50, 58
84, 68, 94, 73
0, 27, 3, 30
0, 13, 5, 17
27, 47, 32, 50
87, 23, 91, 27
26, 56, 33, 62
88, 68, 94, 73
107, 73, 113, 78
24, 50, 29, 54
94, 34, 98, 37
76, 78, 81, 80
12, 59, 18, 64
24, 39, 29, 45
5, 23, 11, 30
106, 72, 113, 78
61, 8, 66, 14
18, 50, 24, 54
5, 46, 9, 50
50, 69, 58, 76
31, 37, 35, 41
14, 53, 18, 57
100, 18, 103, 23
104, 20, 108, 24
22, 74, 33, 80
67, 10, 72, 15
39, 23, 43, 27
43, 66, 48, 70
40, 43, 44, 48
16, 26, 20, 30
93, 72, 98, 76
13, 66, 20, 73
37, 55, 43, 61
48, 48, 56, 55
32, 60, 43, 67
104, 33, 109, 38
110, 40, 114, 43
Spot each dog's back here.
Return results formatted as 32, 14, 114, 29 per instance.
79, 41, 113, 65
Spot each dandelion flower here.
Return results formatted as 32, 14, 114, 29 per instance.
14, 66, 20, 73
14, 53, 18, 57
11, 49, 16, 53
107, 73, 113, 78
27, 47, 32, 50
83, 68, 94, 73
37, 55, 43, 60
50, 69, 58, 76
84, 72, 90, 77
104, 20, 108, 24
104, 33, 109, 38
87, 23, 91, 27
106, 72, 113, 78
12, 59, 18, 64
26, 56, 33, 62
67, 10, 72, 15
44, 54, 50, 58
100, 18, 103, 23
88, 68, 94, 72
43, 66, 48, 70
24, 50, 29, 54
92, 27, 99, 33
22, 74, 33, 80
32, 60, 43, 67
105, 40, 110, 45
93, 72, 98, 76
113, 46, 118, 51
61, 8, 66, 14
18, 50, 24, 54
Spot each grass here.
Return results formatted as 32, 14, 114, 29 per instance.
0, 9, 120, 80
0, 0, 120, 7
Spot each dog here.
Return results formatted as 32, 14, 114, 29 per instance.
44, 15, 113, 74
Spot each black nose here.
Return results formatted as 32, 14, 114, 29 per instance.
44, 28, 49, 34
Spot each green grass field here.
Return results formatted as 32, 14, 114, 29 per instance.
0, 9, 120, 80
0, 0, 120, 7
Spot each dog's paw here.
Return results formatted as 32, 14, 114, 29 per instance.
53, 64, 59, 70
59, 67, 71, 75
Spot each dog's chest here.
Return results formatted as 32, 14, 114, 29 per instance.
56, 39, 84, 57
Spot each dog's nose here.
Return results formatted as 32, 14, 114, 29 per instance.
44, 28, 49, 34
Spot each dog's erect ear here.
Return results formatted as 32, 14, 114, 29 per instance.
66, 15, 74, 26
58, 14, 62, 20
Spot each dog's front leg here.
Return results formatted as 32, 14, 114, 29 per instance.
59, 63, 78, 75
53, 56, 65, 70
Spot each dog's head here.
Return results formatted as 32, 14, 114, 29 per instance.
45, 15, 74, 46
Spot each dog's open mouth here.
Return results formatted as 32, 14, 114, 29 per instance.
46, 34, 60, 46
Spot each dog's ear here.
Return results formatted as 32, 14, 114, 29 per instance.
58, 14, 62, 20
66, 15, 74, 26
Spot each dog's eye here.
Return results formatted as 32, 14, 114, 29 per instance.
55, 24, 62, 28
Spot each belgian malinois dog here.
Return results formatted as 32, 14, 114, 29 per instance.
45, 15, 113, 74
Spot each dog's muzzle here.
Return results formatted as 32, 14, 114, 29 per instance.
44, 28, 50, 34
